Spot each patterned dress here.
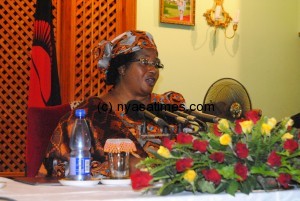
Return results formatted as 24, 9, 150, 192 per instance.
38, 91, 185, 178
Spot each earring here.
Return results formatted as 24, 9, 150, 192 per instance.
118, 66, 126, 76
120, 69, 125, 76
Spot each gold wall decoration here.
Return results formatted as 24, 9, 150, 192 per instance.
203, 0, 239, 39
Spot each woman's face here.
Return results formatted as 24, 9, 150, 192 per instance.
120, 48, 160, 96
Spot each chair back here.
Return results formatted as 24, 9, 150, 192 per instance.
26, 104, 71, 177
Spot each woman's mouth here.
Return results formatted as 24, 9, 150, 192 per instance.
145, 77, 156, 87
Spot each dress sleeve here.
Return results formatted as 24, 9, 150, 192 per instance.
160, 91, 186, 106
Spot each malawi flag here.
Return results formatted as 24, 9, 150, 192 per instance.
28, 0, 61, 107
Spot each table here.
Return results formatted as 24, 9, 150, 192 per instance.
1, 177, 300, 201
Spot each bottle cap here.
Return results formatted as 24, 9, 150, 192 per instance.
75, 109, 86, 118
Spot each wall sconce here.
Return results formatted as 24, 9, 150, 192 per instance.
204, 0, 239, 39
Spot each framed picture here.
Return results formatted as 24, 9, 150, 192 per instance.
160, 0, 195, 26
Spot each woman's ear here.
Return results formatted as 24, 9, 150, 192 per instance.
118, 66, 126, 76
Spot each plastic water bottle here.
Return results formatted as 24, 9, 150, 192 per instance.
68, 109, 91, 180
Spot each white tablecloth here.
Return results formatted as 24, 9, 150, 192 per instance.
1, 177, 300, 201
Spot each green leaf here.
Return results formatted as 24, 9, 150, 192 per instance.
250, 166, 278, 177
196, 180, 216, 193
157, 182, 175, 196
172, 184, 185, 194
218, 165, 235, 179
247, 175, 259, 190
152, 166, 177, 178
286, 150, 300, 159
239, 179, 252, 194
151, 163, 175, 177
224, 154, 238, 165
226, 180, 239, 196
214, 182, 228, 193
209, 138, 226, 151
137, 157, 163, 167
157, 179, 187, 196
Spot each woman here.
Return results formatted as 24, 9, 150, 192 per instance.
38, 30, 185, 178
177, 0, 186, 20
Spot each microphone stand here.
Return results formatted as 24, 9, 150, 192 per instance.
162, 126, 169, 135
177, 123, 183, 133
140, 120, 148, 135
139, 122, 171, 139
166, 125, 177, 140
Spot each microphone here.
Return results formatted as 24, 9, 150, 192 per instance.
174, 110, 208, 132
148, 103, 189, 125
160, 110, 189, 125
187, 110, 221, 123
173, 110, 197, 122
126, 100, 170, 129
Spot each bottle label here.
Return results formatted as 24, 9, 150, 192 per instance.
69, 157, 90, 175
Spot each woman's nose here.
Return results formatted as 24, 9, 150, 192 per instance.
147, 65, 158, 74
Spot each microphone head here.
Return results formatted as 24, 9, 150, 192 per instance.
145, 103, 172, 124
148, 103, 188, 125
146, 102, 177, 125
126, 100, 184, 129
125, 100, 166, 123
126, 100, 145, 121
187, 110, 221, 123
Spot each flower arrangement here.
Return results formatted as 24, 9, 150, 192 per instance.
130, 110, 300, 196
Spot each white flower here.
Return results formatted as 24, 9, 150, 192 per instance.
267, 118, 277, 129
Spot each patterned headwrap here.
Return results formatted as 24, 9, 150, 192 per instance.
97, 30, 157, 69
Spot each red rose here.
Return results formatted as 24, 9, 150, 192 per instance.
234, 119, 244, 134
209, 152, 225, 163
202, 169, 221, 185
213, 123, 222, 136
234, 162, 248, 181
267, 151, 282, 167
245, 109, 261, 124
176, 158, 194, 172
277, 173, 292, 188
193, 140, 209, 153
130, 170, 153, 190
283, 139, 299, 154
177, 132, 193, 144
235, 142, 249, 159
162, 137, 175, 151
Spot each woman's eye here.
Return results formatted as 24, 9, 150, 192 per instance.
141, 59, 149, 65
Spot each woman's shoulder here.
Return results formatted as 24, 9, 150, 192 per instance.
74, 96, 104, 109
151, 91, 185, 105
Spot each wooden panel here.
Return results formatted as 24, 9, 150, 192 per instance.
59, 0, 136, 103
0, 0, 35, 175
61, 0, 123, 102
0, 0, 136, 176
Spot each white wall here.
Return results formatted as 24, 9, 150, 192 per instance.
136, 0, 300, 119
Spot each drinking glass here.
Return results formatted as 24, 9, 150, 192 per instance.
108, 152, 129, 179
